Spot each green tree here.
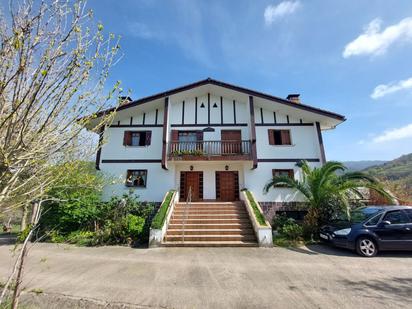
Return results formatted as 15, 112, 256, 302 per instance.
264, 161, 394, 237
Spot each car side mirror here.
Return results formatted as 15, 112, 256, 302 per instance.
378, 220, 391, 228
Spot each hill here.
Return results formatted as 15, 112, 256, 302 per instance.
342, 160, 387, 171
364, 153, 412, 203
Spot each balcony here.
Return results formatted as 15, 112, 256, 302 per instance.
168, 140, 252, 161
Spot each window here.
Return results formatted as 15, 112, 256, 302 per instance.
404, 209, 412, 223
125, 170, 147, 187
123, 131, 151, 146
268, 129, 291, 145
365, 213, 383, 226
383, 210, 408, 224
272, 169, 294, 187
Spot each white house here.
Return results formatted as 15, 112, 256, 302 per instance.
85, 78, 345, 221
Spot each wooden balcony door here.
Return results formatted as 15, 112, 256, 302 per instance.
221, 130, 242, 155
216, 171, 239, 201
180, 171, 203, 202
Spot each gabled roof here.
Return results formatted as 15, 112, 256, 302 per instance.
92, 77, 345, 121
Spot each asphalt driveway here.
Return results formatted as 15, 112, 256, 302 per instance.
0, 243, 411, 308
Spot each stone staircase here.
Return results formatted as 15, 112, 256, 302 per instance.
163, 201, 258, 247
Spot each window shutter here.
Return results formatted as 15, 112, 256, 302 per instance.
281, 130, 291, 145
171, 130, 179, 142
123, 131, 131, 146
268, 129, 275, 145
145, 131, 152, 146
196, 130, 203, 141
288, 170, 294, 179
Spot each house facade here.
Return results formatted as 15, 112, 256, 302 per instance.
86, 78, 345, 219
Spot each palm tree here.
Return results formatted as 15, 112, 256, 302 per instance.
264, 161, 394, 237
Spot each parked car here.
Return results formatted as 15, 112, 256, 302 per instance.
320, 206, 412, 257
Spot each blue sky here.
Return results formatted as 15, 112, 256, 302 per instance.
91, 0, 412, 161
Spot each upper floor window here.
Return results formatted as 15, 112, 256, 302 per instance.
125, 169, 147, 187
272, 169, 294, 187
268, 129, 291, 145
123, 131, 151, 146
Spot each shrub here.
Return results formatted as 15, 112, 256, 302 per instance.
66, 231, 97, 246
274, 214, 303, 241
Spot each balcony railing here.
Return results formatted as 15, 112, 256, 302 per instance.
168, 140, 252, 160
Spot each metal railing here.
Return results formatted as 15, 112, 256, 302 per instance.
182, 186, 192, 243
168, 140, 251, 157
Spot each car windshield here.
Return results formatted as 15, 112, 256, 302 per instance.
333, 207, 383, 223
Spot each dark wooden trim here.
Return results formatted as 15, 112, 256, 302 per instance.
233, 100, 237, 124
316, 121, 326, 165
95, 126, 105, 170
117, 120, 120, 125
155, 109, 158, 125
195, 97, 198, 124
255, 123, 313, 127
130, 117, 133, 126
161, 97, 169, 170
220, 96, 223, 124
110, 124, 163, 128
258, 158, 320, 162
102, 159, 162, 163
286, 115, 290, 124
89, 78, 345, 121
260, 108, 264, 124
142, 113, 146, 125
207, 93, 210, 125
300, 118, 303, 124
249, 96, 258, 169
182, 100, 185, 125
170, 123, 248, 127
273, 112, 277, 123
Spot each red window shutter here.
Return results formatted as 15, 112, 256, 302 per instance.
268, 129, 275, 145
171, 130, 179, 142
272, 169, 276, 177
281, 130, 291, 145
196, 131, 203, 141
145, 131, 152, 145
288, 170, 294, 179
123, 131, 131, 146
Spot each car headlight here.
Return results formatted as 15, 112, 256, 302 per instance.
334, 228, 351, 236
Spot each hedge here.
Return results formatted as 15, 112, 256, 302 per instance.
151, 190, 175, 229
245, 191, 267, 226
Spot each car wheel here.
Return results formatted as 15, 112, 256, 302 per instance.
356, 237, 378, 257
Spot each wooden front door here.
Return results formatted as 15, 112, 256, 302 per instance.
221, 130, 242, 154
180, 172, 203, 202
216, 171, 239, 201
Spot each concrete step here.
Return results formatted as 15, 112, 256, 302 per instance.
170, 218, 251, 224
173, 209, 248, 215
165, 234, 257, 242
168, 223, 253, 229
166, 229, 255, 236
162, 241, 258, 247
172, 214, 249, 219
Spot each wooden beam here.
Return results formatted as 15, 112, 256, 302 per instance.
161, 97, 169, 170
95, 126, 105, 170
316, 121, 326, 165
249, 96, 258, 169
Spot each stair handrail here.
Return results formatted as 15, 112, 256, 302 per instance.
182, 186, 192, 243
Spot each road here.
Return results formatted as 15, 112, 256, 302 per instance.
0, 242, 411, 308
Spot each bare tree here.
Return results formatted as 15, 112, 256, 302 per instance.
0, 0, 124, 305
0, 0, 122, 214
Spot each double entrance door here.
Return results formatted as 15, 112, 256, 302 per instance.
180, 171, 239, 202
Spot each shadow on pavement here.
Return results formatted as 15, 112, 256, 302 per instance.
339, 277, 412, 303
0, 233, 17, 246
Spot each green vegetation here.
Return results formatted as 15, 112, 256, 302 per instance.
264, 160, 393, 239
245, 191, 267, 226
151, 190, 175, 229
37, 161, 155, 246
364, 153, 412, 203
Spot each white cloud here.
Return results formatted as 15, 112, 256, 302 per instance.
372, 123, 412, 143
264, 1, 301, 25
343, 17, 412, 58
371, 77, 412, 99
